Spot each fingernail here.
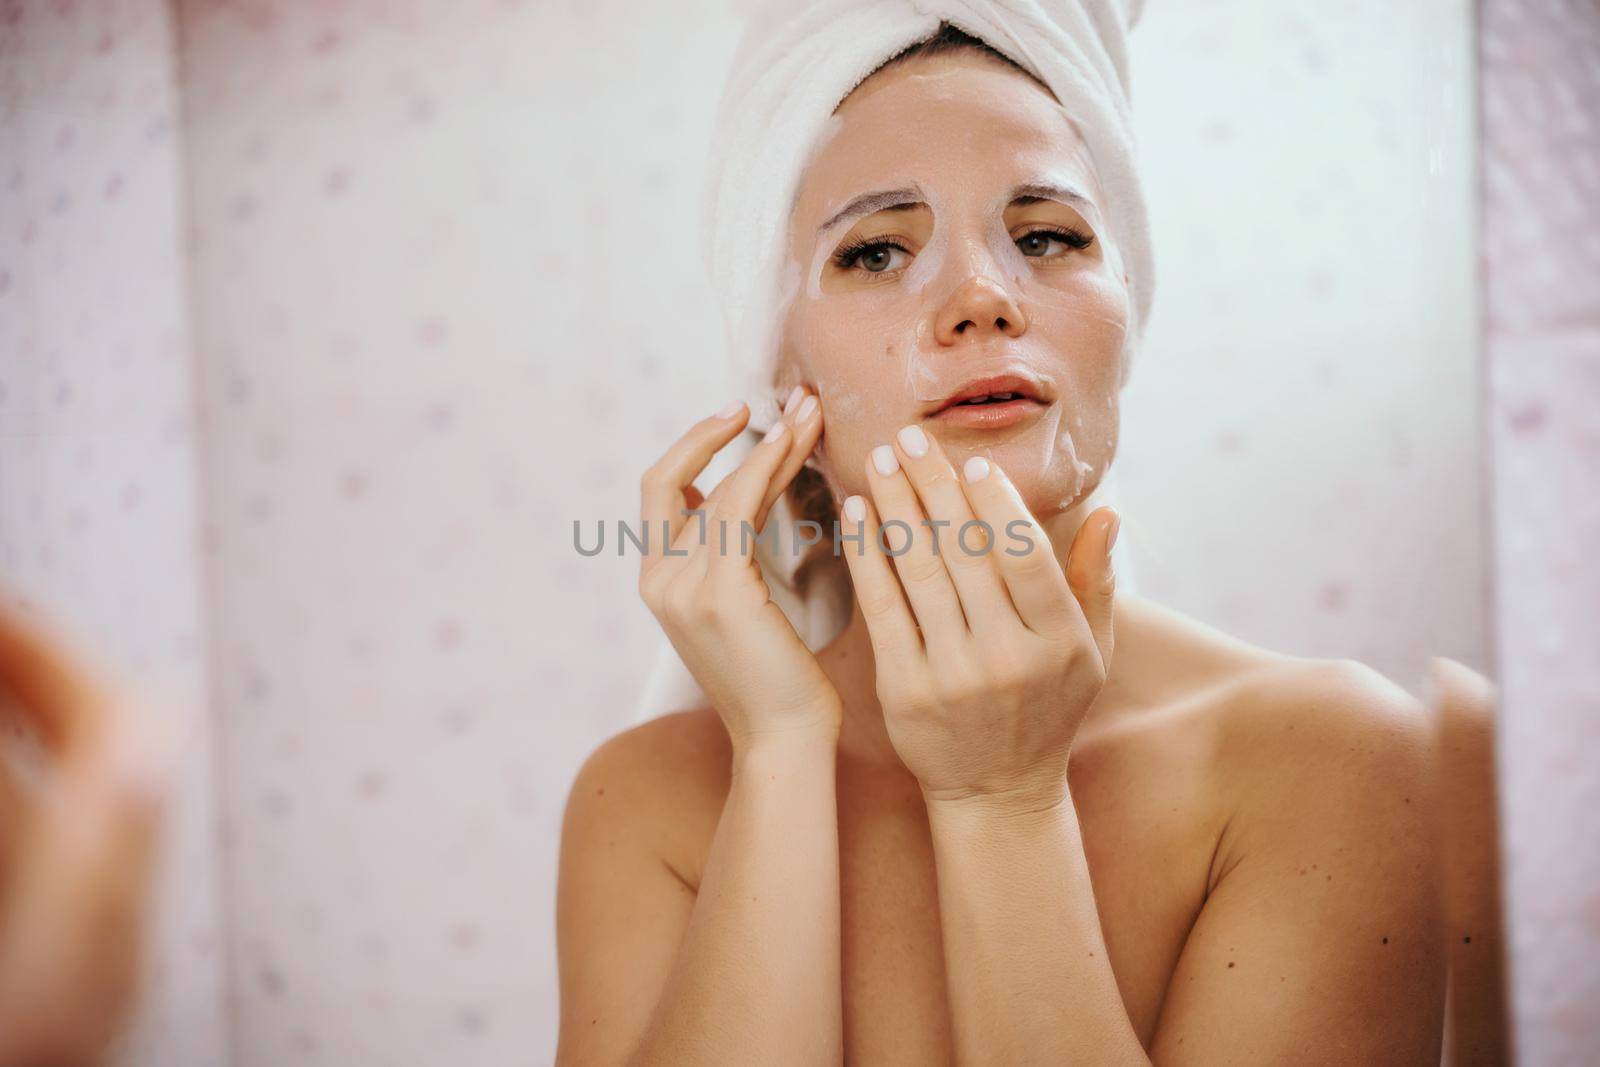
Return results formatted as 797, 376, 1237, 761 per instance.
783, 386, 804, 417
717, 399, 745, 419
896, 424, 928, 458
1106, 511, 1121, 554
763, 421, 789, 444
872, 444, 899, 476
963, 456, 990, 482
796, 394, 818, 421
843, 495, 866, 523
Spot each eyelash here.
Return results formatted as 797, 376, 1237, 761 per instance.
830, 225, 1096, 274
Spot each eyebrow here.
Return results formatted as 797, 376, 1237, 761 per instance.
816, 187, 924, 237
815, 180, 1094, 237
1009, 180, 1093, 210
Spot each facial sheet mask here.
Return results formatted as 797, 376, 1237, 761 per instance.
783, 175, 1130, 408
775, 95, 1133, 507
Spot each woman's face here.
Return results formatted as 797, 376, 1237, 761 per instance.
781, 51, 1131, 519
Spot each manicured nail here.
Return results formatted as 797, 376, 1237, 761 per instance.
717, 399, 745, 419
872, 444, 899, 476
963, 456, 990, 482
783, 386, 804, 417
896, 424, 928, 457
796, 394, 818, 421
843, 495, 866, 523
763, 421, 789, 444
1106, 510, 1121, 554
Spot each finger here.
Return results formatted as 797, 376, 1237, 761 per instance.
639, 433, 733, 610
664, 488, 717, 559
837, 493, 924, 670
638, 478, 715, 606
1063, 505, 1119, 670
0, 704, 168, 1059
673, 457, 775, 570
696, 387, 821, 534
707, 420, 800, 569
862, 444, 968, 656
753, 386, 824, 532
957, 456, 1080, 638
12, 749, 163, 1054
639, 401, 749, 575
0, 592, 110, 753
656, 426, 784, 623
62, 728, 167, 965
890, 424, 1016, 636
682, 422, 787, 564
0, 753, 23, 880
665, 489, 734, 580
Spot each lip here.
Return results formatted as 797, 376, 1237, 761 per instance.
924, 372, 1053, 430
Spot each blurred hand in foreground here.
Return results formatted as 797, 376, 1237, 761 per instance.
0, 592, 172, 1067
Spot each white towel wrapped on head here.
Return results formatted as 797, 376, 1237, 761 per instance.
633, 0, 1152, 723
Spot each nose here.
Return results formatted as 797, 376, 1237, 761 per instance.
932, 274, 1028, 345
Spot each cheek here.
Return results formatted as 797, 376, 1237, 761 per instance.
784, 309, 915, 486
811, 382, 899, 501
1030, 268, 1130, 380
779, 266, 1130, 506
1040, 273, 1127, 454
1017, 272, 1129, 511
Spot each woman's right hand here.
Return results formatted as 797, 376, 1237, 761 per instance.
637, 386, 840, 749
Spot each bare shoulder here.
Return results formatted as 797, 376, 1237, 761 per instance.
1102, 595, 1435, 858
1112, 594, 1431, 781
1203, 653, 1439, 902
1217, 655, 1433, 790
554, 712, 733, 1061
1133, 631, 1446, 1059
569, 706, 732, 799
561, 707, 731, 886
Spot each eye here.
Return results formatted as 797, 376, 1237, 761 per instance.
1016, 226, 1095, 258
831, 237, 912, 275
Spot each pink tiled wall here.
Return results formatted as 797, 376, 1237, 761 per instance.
1480, 0, 1600, 1061
0, 3, 228, 1064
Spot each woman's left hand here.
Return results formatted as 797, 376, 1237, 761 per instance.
838, 424, 1120, 814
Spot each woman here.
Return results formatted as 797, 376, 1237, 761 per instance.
556, 13, 1445, 1066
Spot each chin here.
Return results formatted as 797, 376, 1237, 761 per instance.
1002, 460, 1104, 523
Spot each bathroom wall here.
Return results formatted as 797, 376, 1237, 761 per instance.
174, 1, 751, 1061
0, 4, 228, 1065
1480, 0, 1600, 1060
1124, 0, 1483, 693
